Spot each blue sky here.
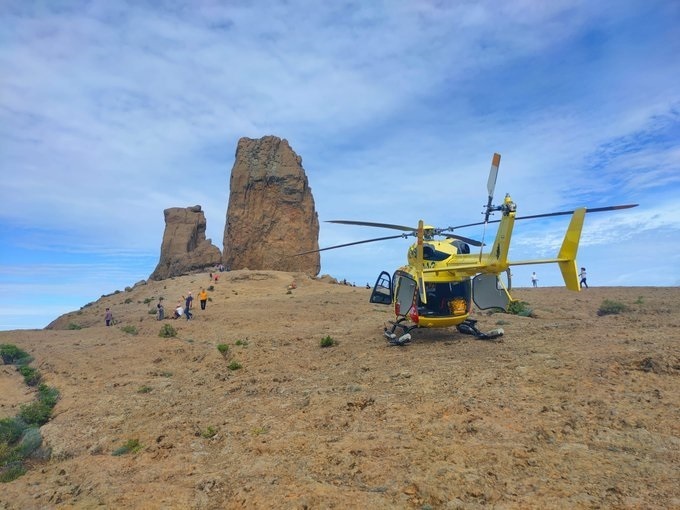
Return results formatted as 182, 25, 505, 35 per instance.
1, 0, 679, 330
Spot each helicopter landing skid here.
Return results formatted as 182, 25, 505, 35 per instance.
384, 318, 416, 346
457, 319, 504, 341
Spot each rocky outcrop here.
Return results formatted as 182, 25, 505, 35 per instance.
223, 136, 320, 275
150, 205, 222, 280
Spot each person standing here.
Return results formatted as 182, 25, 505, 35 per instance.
199, 288, 208, 310
531, 272, 538, 288
184, 292, 193, 320
105, 308, 113, 326
579, 267, 588, 288
156, 301, 164, 320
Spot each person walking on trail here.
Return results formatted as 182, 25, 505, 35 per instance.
199, 288, 208, 310
531, 272, 538, 288
105, 308, 113, 326
156, 302, 164, 320
184, 292, 193, 320
579, 267, 589, 289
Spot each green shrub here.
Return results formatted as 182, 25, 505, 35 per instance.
137, 385, 152, 394
112, 438, 142, 456
235, 339, 249, 346
207, 285, 214, 291
15, 427, 41, 457
18, 401, 52, 426
37, 385, 59, 408
67, 323, 82, 330
0, 417, 25, 444
124, 298, 133, 304
201, 426, 217, 438
0, 461, 26, 483
227, 361, 242, 371
597, 299, 629, 316
0, 345, 31, 365
159, 324, 177, 338
143, 297, 153, 304
217, 344, 229, 357
320, 335, 336, 348
507, 300, 533, 317
18, 366, 41, 387
120, 325, 138, 335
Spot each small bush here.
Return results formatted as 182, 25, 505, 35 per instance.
207, 285, 214, 291
0, 344, 31, 365
201, 426, 217, 438
15, 427, 42, 457
235, 339, 249, 346
143, 297, 153, 304
0, 462, 26, 483
67, 323, 82, 330
112, 438, 142, 456
120, 325, 138, 335
320, 335, 336, 348
18, 401, 52, 426
37, 385, 59, 408
18, 366, 41, 387
0, 417, 25, 444
227, 361, 242, 371
159, 324, 177, 338
507, 300, 533, 317
217, 344, 229, 357
634, 296, 644, 305
597, 299, 629, 316
124, 297, 133, 304
137, 385, 152, 394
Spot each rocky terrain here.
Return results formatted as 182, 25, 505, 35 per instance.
1, 272, 678, 509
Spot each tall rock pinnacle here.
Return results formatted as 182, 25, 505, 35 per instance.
223, 136, 320, 275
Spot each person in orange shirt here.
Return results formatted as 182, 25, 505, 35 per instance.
199, 288, 208, 310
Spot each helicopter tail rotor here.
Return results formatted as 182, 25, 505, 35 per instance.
484, 153, 501, 223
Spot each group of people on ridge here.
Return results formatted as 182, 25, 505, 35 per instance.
153, 287, 209, 321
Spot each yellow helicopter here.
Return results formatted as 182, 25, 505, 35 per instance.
305, 153, 637, 345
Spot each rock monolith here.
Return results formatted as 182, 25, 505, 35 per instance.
150, 205, 222, 280
223, 136, 320, 275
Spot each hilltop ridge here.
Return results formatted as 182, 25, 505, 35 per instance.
1, 276, 679, 508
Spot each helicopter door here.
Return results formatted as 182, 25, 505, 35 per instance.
472, 273, 511, 311
369, 271, 392, 305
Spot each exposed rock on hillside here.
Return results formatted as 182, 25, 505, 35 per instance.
223, 136, 320, 275
149, 205, 222, 280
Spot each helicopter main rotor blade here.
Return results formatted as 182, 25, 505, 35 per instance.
449, 203, 639, 230
326, 220, 415, 231
443, 233, 485, 247
294, 233, 411, 256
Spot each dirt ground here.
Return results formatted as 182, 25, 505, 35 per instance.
1, 270, 679, 509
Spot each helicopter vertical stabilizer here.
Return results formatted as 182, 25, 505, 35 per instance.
557, 208, 586, 291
